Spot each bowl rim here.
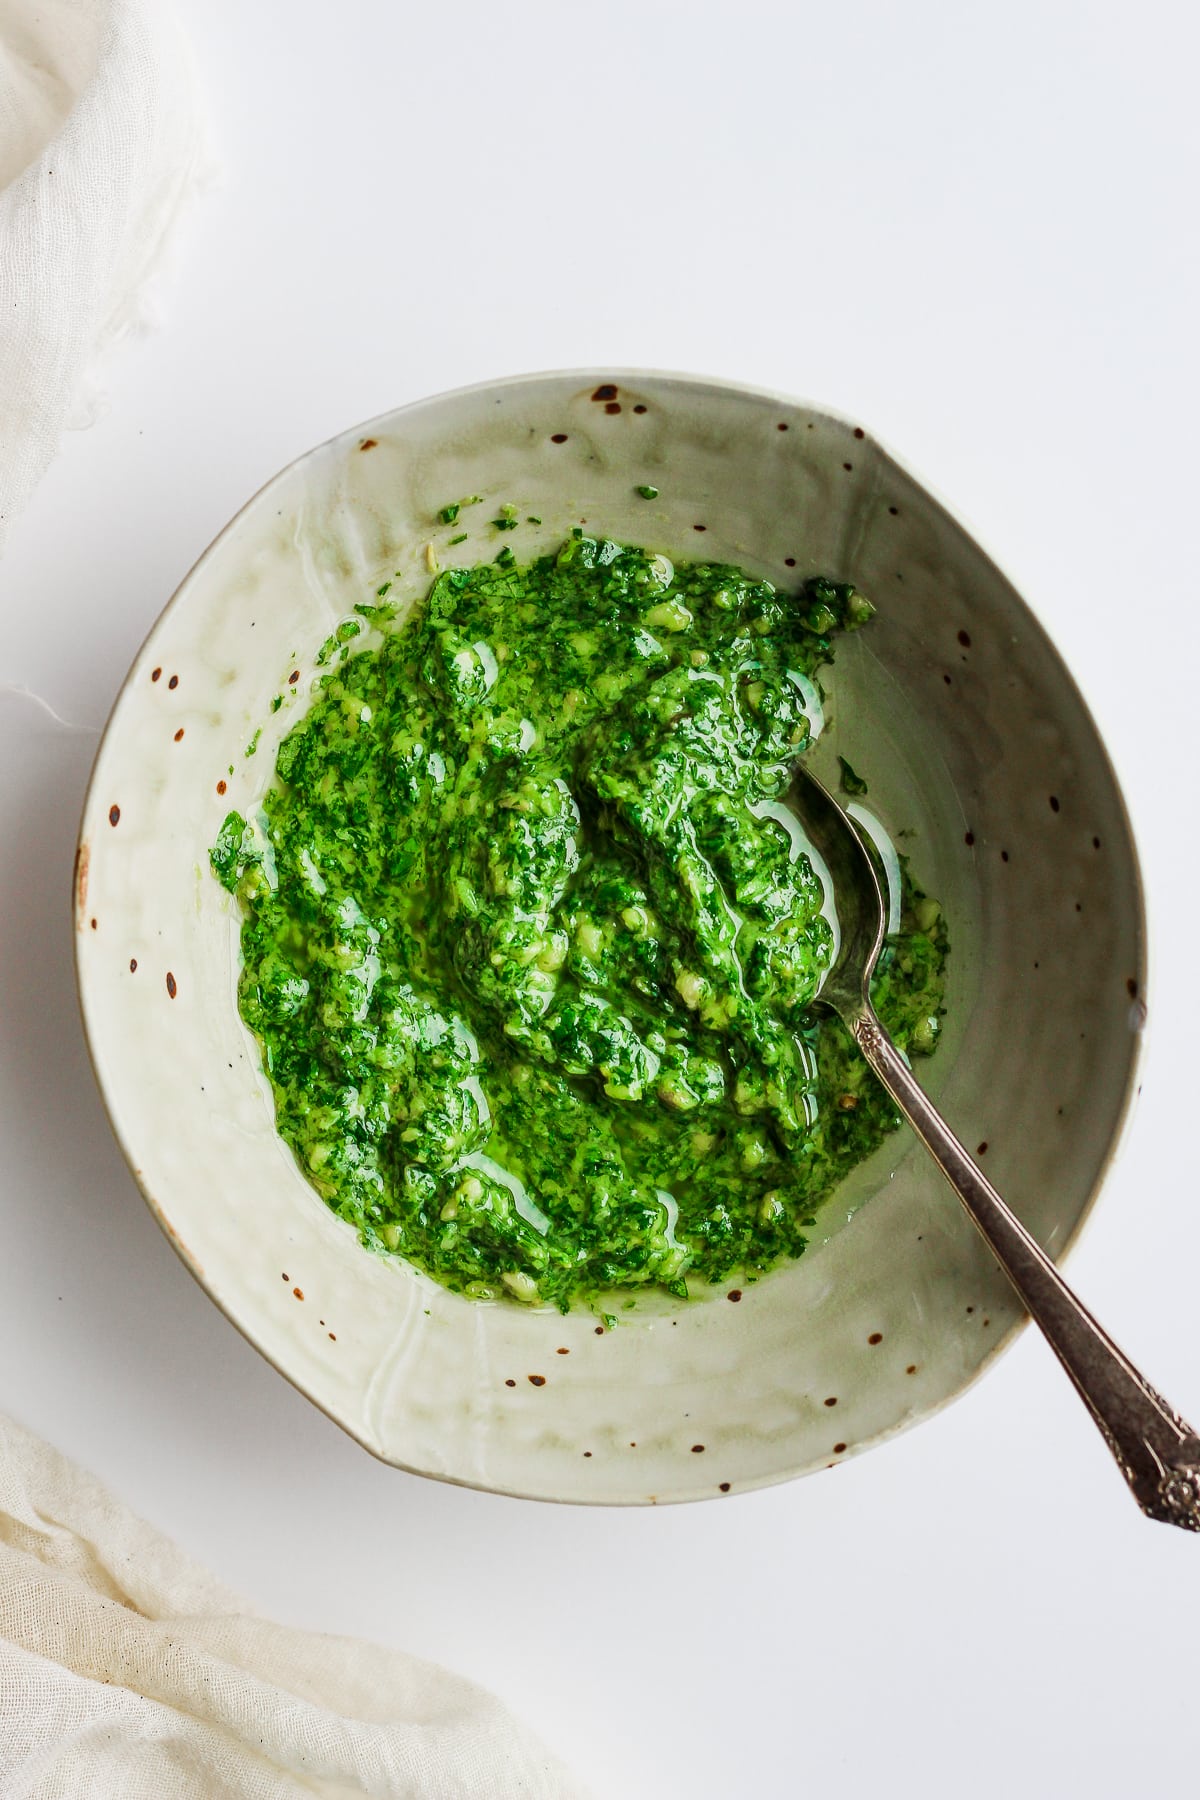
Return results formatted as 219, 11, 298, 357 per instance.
72, 366, 1150, 1503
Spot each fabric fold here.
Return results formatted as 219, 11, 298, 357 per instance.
0, 1413, 587, 1798
0, 0, 204, 550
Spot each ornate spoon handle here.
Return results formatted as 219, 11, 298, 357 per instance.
850, 1007, 1200, 1531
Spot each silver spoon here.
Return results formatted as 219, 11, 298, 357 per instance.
790, 761, 1200, 1531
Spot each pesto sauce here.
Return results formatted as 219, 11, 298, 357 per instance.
212, 536, 947, 1311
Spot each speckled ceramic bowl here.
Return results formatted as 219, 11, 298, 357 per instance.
75, 371, 1146, 1503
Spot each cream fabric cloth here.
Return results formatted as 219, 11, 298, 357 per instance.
0, 1414, 588, 1798
0, 0, 203, 550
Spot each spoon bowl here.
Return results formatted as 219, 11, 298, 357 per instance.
788, 763, 886, 1016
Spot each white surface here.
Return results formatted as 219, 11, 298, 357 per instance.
1, 2, 1197, 1795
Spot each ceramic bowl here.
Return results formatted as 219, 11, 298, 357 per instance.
75, 371, 1146, 1504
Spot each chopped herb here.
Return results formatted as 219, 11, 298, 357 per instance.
438, 495, 483, 524
270, 695, 283, 713
244, 728, 261, 758
844, 588, 875, 629
492, 517, 519, 531
449, 533, 468, 546
209, 811, 255, 893
636, 485, 659, 500
495, 545, 516, 567
354, 601, 398, 625
376, 580, 392, 598
527, 515, 542, 525
838, 756, 868, 796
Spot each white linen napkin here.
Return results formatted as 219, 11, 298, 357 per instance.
0, 0, 203, 550
0, 1413, 588, 1798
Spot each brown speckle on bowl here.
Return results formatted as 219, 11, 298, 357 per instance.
965, 831, 975, 847
173, 728, 184, 742
108, 805, 120, 827
605, 402, 621, 415
1093, 836, 1102, 849
1001, 849, 1009, 862
293, 1287, 304, 1300
556, 1346, 569, 1355
824, 1396, 838, 1407
727, 1289, 742, 1303
784, 556, 796, 567
888, 504, 899, 515
842, 462, 853, 472
693, 523, 707, 532
217, 780, 227, 795
168, 674, 179, 690
505, 1379, 516, 1388
584, 1450, 592, 1456
551, 432, 568, 444
868, 1332, 882, 1345
594, 1325, 604, 1335
288, 670, 299, 685
906, 1364, 917, 1374
853, 427, 865, 439
592, 384, 617, 402
166, 971, 177, 998
834, 1441, 847, 1453
1049, 794, 1061, 812
1127, 977, 1139, 998
129, 958, 137, 972
151, 667, 162, 682
90, 918, 97, 930
528, 1374, 546, 1387
777, 422, 788, 431
358, 438, 378, 451
719, 1481, 731, 1492
633, 404, 647, 414
691, 1444, 705, 1453
957, 630, 972, 648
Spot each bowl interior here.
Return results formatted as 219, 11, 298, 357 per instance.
76, 371, 1145, 1503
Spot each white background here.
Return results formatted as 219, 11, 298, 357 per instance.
2, 2, 1199, 1795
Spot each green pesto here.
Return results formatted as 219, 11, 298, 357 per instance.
212, 537, 947, 1311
